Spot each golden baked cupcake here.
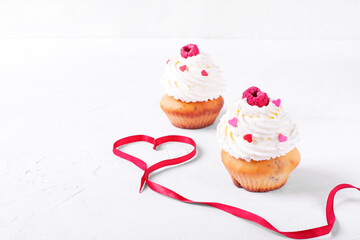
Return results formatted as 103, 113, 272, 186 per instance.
217, 86, 300, 192
160, 44, 225, 129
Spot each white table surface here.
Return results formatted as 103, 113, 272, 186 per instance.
1, 38, 360, 240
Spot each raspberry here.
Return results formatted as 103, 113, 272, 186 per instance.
180, 44, 200, 59
242, 86, 269, 107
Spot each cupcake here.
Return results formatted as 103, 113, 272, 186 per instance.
160, 44, 225, 129
217, 86, 300, 192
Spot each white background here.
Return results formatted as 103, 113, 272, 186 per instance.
1, 1, 360, 240
1, 0, 360, 39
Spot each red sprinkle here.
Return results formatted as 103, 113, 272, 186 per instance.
201, 70, 208, 76
179, 65, 187, 72
180, 44, 200, 59
243, 134, 253, 143
242, 86, 269, 108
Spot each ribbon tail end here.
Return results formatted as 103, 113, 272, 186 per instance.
139, 178, 146, 193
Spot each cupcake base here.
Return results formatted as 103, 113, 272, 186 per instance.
160, 94, 224, 129
221, 148, 300, 192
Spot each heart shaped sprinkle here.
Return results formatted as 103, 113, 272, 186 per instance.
201, 70, 208, 76
272, 99, 281, 107
179, 65, 187, 72
228, 117, 238, 127
279, 134, 287, 142
243, 134, 252, 143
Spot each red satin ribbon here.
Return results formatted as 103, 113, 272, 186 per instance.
113, 135, 359, 239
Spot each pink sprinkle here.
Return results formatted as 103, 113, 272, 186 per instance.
228, 117, 238, 127
166, 59, 170, 64
243, 134, 252, 143
272, 99, 281, 107
179, 65, 187, 72
180, 44, 200, 59
279, 134, 287, 142
201, 70, 208, 76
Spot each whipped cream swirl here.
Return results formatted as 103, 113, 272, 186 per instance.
217, 98, 299, 161
162, 53, 225, 102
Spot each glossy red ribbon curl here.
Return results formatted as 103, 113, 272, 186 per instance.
113, 134, 359, 239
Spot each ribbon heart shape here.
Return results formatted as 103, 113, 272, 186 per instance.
113, 135, 360, 239
113, 135, 196, 193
